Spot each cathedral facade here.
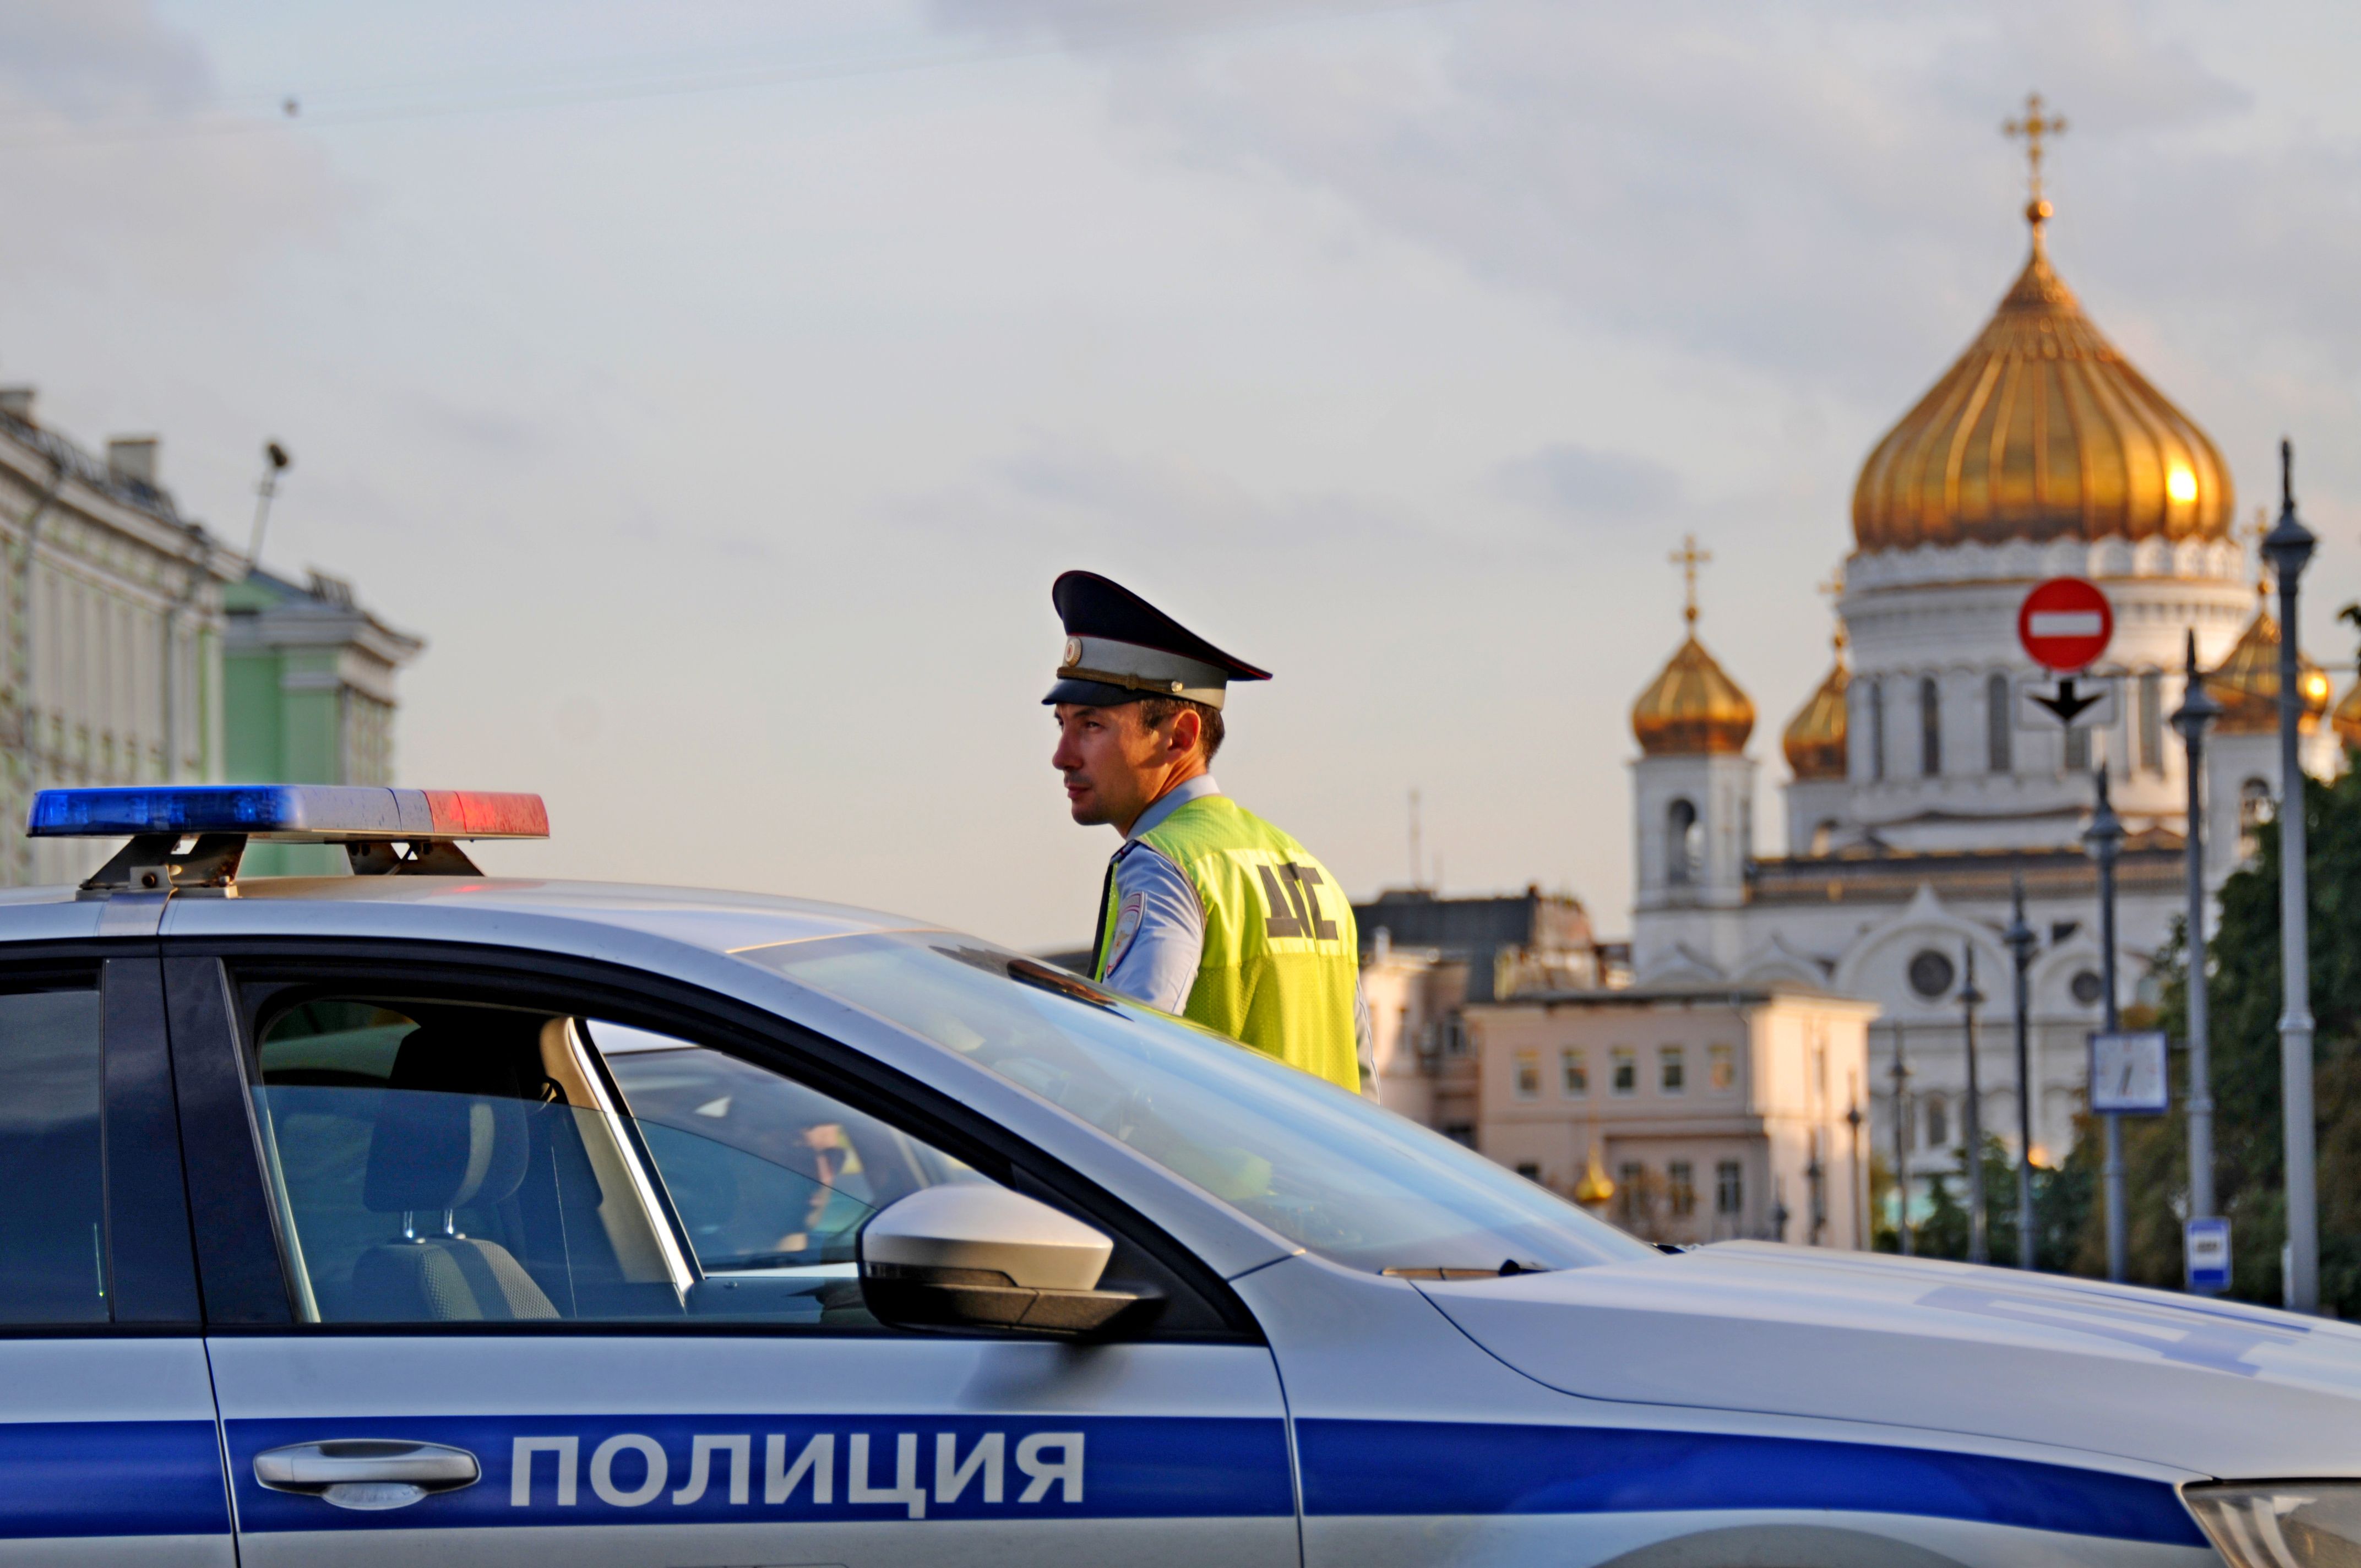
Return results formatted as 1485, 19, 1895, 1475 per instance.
1625, 181, 2351, 1194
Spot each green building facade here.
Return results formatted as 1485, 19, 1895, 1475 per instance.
223, 567, 423, 875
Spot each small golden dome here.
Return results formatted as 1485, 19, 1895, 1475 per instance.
2206, 606, 2330, 736
2333, 679, 2361, 751
1575, 1142, 1614, 1207
1852, 206, 2232, 554
1783, 630, 1849, 782
1634, 635, 1755, 756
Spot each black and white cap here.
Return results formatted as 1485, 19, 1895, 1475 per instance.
1042, 570, 1272, 710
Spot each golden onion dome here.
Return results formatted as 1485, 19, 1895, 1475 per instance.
2333, 679, 2361, 751
1575, 1142, 1615, 1207
1852, 202, 2232, 554
1783, 628, 1849, 781
2206, 605, 2330, 736
1633, 635, 1755, 756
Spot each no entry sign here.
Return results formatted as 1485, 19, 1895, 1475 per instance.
2018, 578, 2113, 672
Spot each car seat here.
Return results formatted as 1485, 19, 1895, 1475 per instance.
350, 1026, 559, 1321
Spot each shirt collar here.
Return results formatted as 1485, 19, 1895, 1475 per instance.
1125, 774, 1221, 843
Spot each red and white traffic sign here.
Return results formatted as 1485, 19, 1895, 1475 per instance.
2017, 577, 2113, 672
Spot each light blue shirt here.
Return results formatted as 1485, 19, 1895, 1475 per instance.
1098, 775, 1374, 1094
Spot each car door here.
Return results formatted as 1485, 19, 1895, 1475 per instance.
175, 947, 1298, 1568
0, 950, 232, 1563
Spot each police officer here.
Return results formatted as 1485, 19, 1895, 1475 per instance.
1045, 571, 1372, 1094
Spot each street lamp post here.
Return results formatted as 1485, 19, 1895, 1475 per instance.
2169, 628, 2222, 1243
2004, 875, 2039, 1270
2262, 438, 2319, 1315
1890, 1022, 1912, 1257
2085, 763, 2127, 1284
1960, 943, 1988, 1264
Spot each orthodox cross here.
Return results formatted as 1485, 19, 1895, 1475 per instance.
2245, 506, 2273, 598
1670, 534, 1711, 627
1818, 568, 1847, 651
2003, 92, 2066, 206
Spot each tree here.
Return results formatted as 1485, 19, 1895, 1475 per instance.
2123, 761, 2361, 1310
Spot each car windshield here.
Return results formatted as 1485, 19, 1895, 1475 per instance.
736, 931, 1656, 1275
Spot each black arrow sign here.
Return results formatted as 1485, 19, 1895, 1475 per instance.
2032, 677, 2101, 725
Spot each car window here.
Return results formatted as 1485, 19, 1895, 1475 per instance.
741, 934, 1660, 1276
0, 983, 107, 1324
247, 997, 988, 1327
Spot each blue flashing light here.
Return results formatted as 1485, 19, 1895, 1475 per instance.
26, 786, 548, 842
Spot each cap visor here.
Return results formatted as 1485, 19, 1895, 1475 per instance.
1043, 678, 1147, 707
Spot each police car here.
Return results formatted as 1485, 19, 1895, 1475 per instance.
4, 784, 2353, 1567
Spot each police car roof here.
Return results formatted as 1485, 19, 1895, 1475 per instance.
0, 874, 942, 962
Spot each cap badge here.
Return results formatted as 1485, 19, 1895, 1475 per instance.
1062, 638, 1082, 668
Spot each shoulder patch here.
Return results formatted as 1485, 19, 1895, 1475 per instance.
1107, 890, 1148, 972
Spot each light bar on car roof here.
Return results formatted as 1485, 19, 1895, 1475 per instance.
27, 786, 548, 842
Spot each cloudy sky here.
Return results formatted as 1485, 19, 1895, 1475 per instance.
6, 0, 2361, 950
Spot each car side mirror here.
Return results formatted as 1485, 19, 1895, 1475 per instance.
858, 1186, 1146, 1336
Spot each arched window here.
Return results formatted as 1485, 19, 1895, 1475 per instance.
2064, 721, 2090, 772
1919, 676, 1942, 777
1867, 678, 1886, 782
1987, 672, 2012, 773
2137, 668, 2165, 774
2239, 778, 2272, 862
1924, 1093, 1949, 1148
1667, 798, 1701, 884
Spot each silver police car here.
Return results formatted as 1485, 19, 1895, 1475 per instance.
6, 784, 2357, 1566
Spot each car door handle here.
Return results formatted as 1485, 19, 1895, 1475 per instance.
253, 1439, 481, 1511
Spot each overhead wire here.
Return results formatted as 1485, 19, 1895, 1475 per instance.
0, 0, 1471, 155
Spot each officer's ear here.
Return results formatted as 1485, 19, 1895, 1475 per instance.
1160, 704, 1203, 761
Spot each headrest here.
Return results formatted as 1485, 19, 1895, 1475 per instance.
362, 1026, 536, 1215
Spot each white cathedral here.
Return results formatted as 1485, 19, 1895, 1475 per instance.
1622, 173, 2352, 1187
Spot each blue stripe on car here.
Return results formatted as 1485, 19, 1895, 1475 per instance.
0, 1420, 229, 1538
1297, 1419, 2207, 1548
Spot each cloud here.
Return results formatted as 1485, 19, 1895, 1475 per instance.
893, 431, 1434, 547
0, 0, 342, 293
1495, 442, 1680, 523
917, 0, 2309, 403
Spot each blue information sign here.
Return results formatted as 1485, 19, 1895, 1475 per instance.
2186, 1216, 2232, 1294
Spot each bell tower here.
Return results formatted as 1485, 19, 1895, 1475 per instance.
1630, 537, 1756, 978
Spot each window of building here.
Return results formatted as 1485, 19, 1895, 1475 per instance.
2239, 778, 2272, 862
1868, 678, 1886, 782
1560, 1049, 1588, 1098
2070, 969, 2104, 1008
2137, 668, 2164, 774
1513, 1050, 1539, 1101
1617, 1162, 1646, 1227
1611, 1047, 1636, 1096
1907, 948, 1955, 1000
1441, 1122, 1476, 1148
1924, 1093, 1949, 1148
1707, 1042, 1736, 1092
1667, 798, 1700, 885
1667, 1161, 1696, 1217
1443, 1017, 1468, 1057
1987, 671, 2012, 773
1660, 1046, 1685, 1095
1514, 1162, 1542, 1183
2064, 722, 2090, 771
1809, 819, 1837, 856
1715, 1160, 1743, 1216
1918, 675, 1941, 777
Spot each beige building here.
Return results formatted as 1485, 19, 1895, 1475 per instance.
1462, 984, 1876, 1249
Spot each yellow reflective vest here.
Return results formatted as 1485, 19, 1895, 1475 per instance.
1094, 795, 1361, 1092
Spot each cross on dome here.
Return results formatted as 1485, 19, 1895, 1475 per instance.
1669, 534, 1712, 626
2003, 91, 2066, 227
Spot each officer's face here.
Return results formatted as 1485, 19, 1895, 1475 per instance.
1052, 702, 1200, 830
